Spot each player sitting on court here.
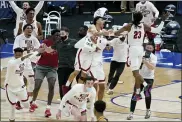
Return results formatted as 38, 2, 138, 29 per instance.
56, 75, 96, 121
94, 100, 108, 122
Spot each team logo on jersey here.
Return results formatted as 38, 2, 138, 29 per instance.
20, 13, 26, 21
25, 40, 34, 51
74, 93, 89, 102
15, 63, 24, 76
140, 6, 150, 17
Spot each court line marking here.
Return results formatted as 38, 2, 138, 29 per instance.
0, 88, 181, 120
111, 81, 182, 115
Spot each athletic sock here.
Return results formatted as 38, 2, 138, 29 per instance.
143, 81, 148, 87
136, 89, 140, 94
66, 81, 71, 86
46, 105, 50, 109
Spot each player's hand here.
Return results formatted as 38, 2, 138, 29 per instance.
37, 47, 45, 54
102, 30, 109, 36
56, 109, 62, 120
90, 35, 98, 44
142, 58, 147, 64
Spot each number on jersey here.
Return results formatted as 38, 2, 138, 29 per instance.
133, 31, 141, 39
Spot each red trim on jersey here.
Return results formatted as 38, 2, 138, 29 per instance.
5, 84, 16, 105
89, 71, 105, 82
21, 94, 29, 102
78, 49, 91, 72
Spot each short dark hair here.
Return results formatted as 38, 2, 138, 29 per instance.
60, 26, 69, 33
94, 100, 106, 113
23, 24, 33, 31
25, 8, 35, 15
93, 16, 103, 25
14, 48, 24, 53
132, 11, 143, 27
146, 42, 155, 48
51, 29, 60, 35
80, 25, 88, 31
83, 75, 96, 84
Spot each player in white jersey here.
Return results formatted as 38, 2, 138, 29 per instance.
17, 8, 43, 40
135, 1, 159, 52
114, 11, 168, 101
64, 16, 109, 89
136, 1, 159, 26
9, 1, 44, 36
13, 24, 40, 109
127, 43, 157, 120
5, 47, 40, 122
56, 76, 96, 121
88, 36, 107, 101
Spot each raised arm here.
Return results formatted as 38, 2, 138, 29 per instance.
34, 1, 44, 15
150, 2, 159, 18
36, 22, 43, 40
114, 24, 132, 36
144, 12, 169, 33
17, 22, 23, 36
9, 1, 22, 14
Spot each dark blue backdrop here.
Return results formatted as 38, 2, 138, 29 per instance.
0, 1, 13, 19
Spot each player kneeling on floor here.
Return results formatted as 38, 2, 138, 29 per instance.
5, 48, 41, 122
56, 76, 96, 121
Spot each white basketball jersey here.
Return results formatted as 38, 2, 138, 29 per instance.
5, 58, 25, 92
13, 33, 40, 64
128, 23, 145, 46
22, 20, 38, 37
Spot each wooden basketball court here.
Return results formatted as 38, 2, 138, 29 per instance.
1, 56, 181, 121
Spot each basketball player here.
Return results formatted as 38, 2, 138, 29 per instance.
17, 8, 43, 40
13, 24, 40, 109
127, 43, 157, 120
9, 1, 44, 36
136, 1, 159, 52
114, 11, 168, 101
65, 17, 109, 87
56, 76, 96, 121
65, 35, 98, 88
94, 100, 108, 122
5, 48, 40, 122
106, 36, 128, 95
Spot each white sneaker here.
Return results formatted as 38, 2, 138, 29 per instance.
127, 113, 133, 120
145, 109, 151, 119
107, 89, 113, 95
118, 81, 124, 84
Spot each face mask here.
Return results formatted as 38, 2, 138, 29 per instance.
86, 87, 92, 92
144, 50, 152, 58
78, 33, 86, 38
60, 36, 67, 41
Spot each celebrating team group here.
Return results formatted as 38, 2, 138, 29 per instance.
5, 1, 169, 122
